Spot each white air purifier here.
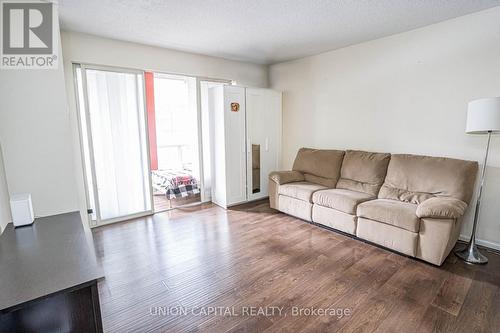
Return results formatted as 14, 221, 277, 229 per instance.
10, 193, 34, 227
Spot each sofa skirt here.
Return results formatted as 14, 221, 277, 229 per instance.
278, 195, 313, 221
356, 217, 418, 257
312, 205, 357, 235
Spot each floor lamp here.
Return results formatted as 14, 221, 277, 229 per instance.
455, 97, 500, 264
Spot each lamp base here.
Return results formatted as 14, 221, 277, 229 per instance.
454, 243, 488, 264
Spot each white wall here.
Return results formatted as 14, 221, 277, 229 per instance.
0, 142, 12, 234
60, 31, 269, 222
270, 7, 500, 249
61, 31, 268, 87
0, 22, 79, 218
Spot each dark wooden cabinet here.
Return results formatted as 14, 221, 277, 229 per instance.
0, 212, 104, 332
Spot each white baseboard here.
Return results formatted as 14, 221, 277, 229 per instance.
459, 234, 500, 251
0, 220, 12, 234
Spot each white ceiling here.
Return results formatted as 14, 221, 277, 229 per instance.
58, 0, 499, 65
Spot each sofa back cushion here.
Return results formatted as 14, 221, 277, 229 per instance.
378, 154, 478, 204
292, 148, 345, 187
336, 150, 391, 196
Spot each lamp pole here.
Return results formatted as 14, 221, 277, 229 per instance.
455, 130, 491, 264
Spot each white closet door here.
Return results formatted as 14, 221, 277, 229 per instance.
246, 88, 282, 201
224, 86, 247, 206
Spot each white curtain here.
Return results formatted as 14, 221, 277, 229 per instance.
85, 69, 151, 220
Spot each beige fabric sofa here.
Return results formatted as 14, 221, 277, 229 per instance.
269, 148, 478, 266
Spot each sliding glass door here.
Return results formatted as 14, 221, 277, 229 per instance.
76, 65, 153, 226
149, 73, 201, 211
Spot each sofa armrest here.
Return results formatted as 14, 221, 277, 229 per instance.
416, 197, 467, 219
269, 170, 304, 185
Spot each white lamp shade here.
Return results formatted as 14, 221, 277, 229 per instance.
466, 97, 500, 134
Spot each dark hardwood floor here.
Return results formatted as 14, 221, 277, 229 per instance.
92, 200, 500, 333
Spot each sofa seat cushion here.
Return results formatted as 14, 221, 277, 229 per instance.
278, 182, 327, 202
357, 199, 420, 232
312, 189, 375, 215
